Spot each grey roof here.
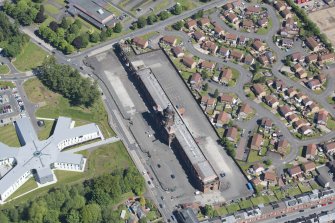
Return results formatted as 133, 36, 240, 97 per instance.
68, 0, 115, 28
177, 208, 199, 223
0, 117, 101, 198
137, 68, 217, 183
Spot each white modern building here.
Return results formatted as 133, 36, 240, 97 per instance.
0, 117, 103, 202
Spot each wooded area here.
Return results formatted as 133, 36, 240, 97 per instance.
0, 12, 29, 58
0, 167, 145, 223
37, 57, 100, 107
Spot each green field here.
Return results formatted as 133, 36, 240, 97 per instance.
13, 42, 49, 71
0, 81, 15, 89
0, 64, 10, 74
7, 178, 38, 201
0, 124, 21, 147
23, 78, 114, 138
5, 141, 133, 206
247, 150, 262, 163
44, 3, 60, 14
37, 120, 55, 140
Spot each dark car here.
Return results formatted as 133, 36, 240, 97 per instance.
171, 174, 175, 179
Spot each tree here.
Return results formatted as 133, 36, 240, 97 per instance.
49, 21, 59, 32
213, 89, 219, 98
73, 19, 82, 29
147, 14, 158, 25
137, 16, 147, 28
0, 212, 9, 223
159, 11, 170, 20
100, 30, 107, 41
201, 69, 209, 80
43, 210, 60, 223
34, 5, 46, 23
66, 210, 80, 223
89, 32, 100, 43
172, 3, 183, 15
203, 204, 216, 217
264, 159, 272, 166
106, 27, 113, 37
113, 22, 122, 33
69, 24, 80, 34
172, 21, 184, 30
139, 196, 146, 207
81, 204, 102, 223
203, 83, 209, 91
60, 17, 71, 29
192, 10, 204, 19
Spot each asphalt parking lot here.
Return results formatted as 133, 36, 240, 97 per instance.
0, 83, 25, 125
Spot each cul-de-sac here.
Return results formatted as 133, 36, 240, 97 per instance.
0, 0, 335, 222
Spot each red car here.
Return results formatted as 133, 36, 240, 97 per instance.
328, 202, 333, 205
322, 203, 327, 206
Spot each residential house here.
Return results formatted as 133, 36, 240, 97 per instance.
251, 177, 261, 186
200, 60, 215, 70
207, 97, 216, 108
317, 73, 326, 84
226, 13, 238, 24
220, 68, 233, 84
253, 163, 265, 175
274, 1, 286, 11
186, 19, 197, 30
263, 172, 277, 185
279, 105, 293, 117
189, 73, 203, 89
265, 51, 275, 63
264, 95, 279, 108
295, 92, 307, 103
304, 144, 317, 159
305, 54, 318, 63
225, 126, 238, 142
286, 114, 299, 123
252, 84, 266, 98
276, 139, 289, 155
250, 133, 263, 150
299, 125, 313, 135
291, 52, 304, 62
252, 40, 266, 52
293, 63, 303, 72
286, 87, 297, 98
242, 19, 254, 30
258, 18, 268, 27
218, 47, 230, 57
216, 111, 229, 127
324, 142, 335, 155
219, 93, 235, 105
238, 36, 247, 45
201, 95, 209, 106
244, 55, 255, 65
238, 103, 253, 118
302, 97, 313, 107
293, 119, 308, 129
282, 38, 294, 48
201, 41, 218, 54
171, 46, 184, 58
161, 36, 177, 46
133, 37, 148, 49
193, 31, 206, 43
261, 118, 273, 129
259, 56, 269, 65
307, 102, 319, 114
198, 17, 210, 27
246, 6, 261, 15
214, 25, 225, 36
230, 50, 244, 61
305, 37, 320, 52
280, 8, 292, 19
296, 69, 308, 79
225, 33, 238, 45
273, 79, 287, 91
316, 110, 328, 125
288, 165, 303, 177
307, 79, 321, 90
223, 2, 234, 10
302, 161, 316, 173
182, 56, 196, 69
318, 53, 335, 64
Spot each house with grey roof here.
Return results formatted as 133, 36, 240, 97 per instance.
0, 117, 103, 202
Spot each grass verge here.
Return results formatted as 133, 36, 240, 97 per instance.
0, 64, 10, 74
0, 124, 21, 147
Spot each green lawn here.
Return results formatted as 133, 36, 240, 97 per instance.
239, 199, 253, 209
251, 195, 277, 205
7, 178, 38, 201
5, 141, 133, 207
175, 0, 198, 10
140, 31, 159, 40
216, 206, 228, 216
13, 42, 49, 71
44, 4, 60, 14
247, 150, 262, 163
154, 1, 171, 13
0, 81, 15, 88
298, 183, 312, 193
286, 187, 302, 197
226, 203, 240, 213
23, 78, 114, 138
0, 124, 21, 147
0, 64, 10, 74
327, 118, 335, 130
327, 96, 335, 104
37, 120, 55, 140
52, 0, 66, 6
105, 4, 122, 16
257, 18, 273, 35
